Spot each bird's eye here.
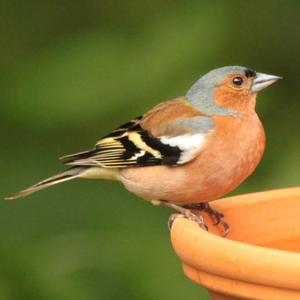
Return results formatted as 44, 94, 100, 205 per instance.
232, 77, 244, 86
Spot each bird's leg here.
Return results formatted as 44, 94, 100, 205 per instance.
184, 202, 230, 236
187, 203, 224, 224
161, 201, 208, 231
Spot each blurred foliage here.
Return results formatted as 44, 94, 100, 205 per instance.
1, 1, 299, 299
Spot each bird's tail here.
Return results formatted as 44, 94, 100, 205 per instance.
5, 167, 87, 200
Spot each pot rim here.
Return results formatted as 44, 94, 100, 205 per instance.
170, 187, 300, 291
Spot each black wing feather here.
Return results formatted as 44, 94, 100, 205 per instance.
60, 117, 182, 168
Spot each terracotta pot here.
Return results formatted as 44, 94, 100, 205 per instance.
170, 187, 300, 300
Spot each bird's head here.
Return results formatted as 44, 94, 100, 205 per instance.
186, 66, 281, 115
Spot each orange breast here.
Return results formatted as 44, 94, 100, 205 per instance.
120, 112, 265, 204
188, 113, 266, 202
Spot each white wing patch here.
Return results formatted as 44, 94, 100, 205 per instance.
160, 134, 207, 164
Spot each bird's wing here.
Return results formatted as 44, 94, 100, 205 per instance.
60, 98, 215, 168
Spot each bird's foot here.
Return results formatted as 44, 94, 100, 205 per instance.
162, 202, 208, 231
185, 203, 229, 236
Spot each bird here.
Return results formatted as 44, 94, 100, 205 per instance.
5, 66, 281, 234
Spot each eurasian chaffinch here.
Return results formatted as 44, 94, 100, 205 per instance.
6, 66, 281, 234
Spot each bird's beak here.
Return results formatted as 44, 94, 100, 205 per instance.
251, 72, 282, 93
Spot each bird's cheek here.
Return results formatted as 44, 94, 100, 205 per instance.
213, 88, 239, 108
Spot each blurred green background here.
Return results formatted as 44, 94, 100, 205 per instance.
1, 1, 299, 299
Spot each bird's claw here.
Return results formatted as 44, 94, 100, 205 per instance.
204, 204, 229, 236
210, 211, 224, 225
168, 211, 208, 231
168, 213, 184, 230
184, 210, 208, 231
184, 202, 230, 236
219, 221, 230, 236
